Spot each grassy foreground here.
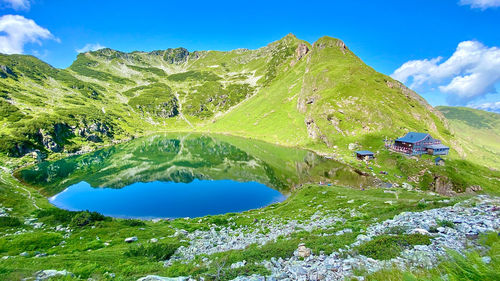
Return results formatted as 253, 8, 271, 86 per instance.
0, 165, 472, 281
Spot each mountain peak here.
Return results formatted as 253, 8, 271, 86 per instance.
313, 36, 348, 52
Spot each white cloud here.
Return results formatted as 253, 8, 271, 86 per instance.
1, 0, 30, 10
470, 101, 500, 113
0, 14, 57, 54
76, 43, 106, 53
459, 0, 500, 9
391, 41, 500, 105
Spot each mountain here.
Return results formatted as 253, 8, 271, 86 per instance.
0, 34, 451, 159
437, 106, 500, 170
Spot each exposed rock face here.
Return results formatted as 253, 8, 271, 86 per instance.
79, 121, 111, 137
430, 176, 457, 196
37, 124, 73, 153
163, 48, 190, 64
0, 65, 16, 78
314, 38, 348, 53
305, 117, 320, 139
305, 117, 332, 147
466, 185, 483, 193
39, 132, 61, 152
295, 43, 309, 60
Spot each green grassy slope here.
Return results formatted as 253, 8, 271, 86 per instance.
437, 106, 500, 170
0, 34, 450, 156
1, 34, 498, 193
1, 35, 500, 281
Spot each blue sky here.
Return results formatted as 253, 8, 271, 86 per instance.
1, 0, 499, 111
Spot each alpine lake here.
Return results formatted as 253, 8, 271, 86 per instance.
16, 133, 374, 219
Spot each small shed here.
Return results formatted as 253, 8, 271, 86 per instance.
435, 157, 445, 166
356, 150, 375, 160
425, 144, 450, 155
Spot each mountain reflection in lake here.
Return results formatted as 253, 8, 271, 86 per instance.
18, 133, 374, 219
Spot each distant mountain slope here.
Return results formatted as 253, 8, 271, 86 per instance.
0, 34, 451, 158
437, 106, 500, 170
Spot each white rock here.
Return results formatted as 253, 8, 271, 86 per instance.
35, 270, 73, 280
125, 236, 138, 243
137, 276, 188, 281
297, 243, 312, 258
411, 228, 430, 235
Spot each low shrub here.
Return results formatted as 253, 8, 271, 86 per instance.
36, 208, 108, 227
121, 219, 146, 227
356, 234, 431, 260
436, 219, 455, 228
125, 242, 181, 261
35, 208, 77, 224
0, 217, 22, 227
385, 225, 408, 235
70, 211, 107, 227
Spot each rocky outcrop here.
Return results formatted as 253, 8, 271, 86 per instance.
305, 117, 332, 147
429, 176, 483, 196
295, 43, 309, 60
0, 65, 16, 79
75, 121, 112, 139
163, 48, 190, 64
430, 176, 457, 196
313, 38, 348, 54
37, 124, 73, 153
466, 185, 483, 193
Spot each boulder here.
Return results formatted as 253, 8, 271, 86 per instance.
297, 243, 312, 258
430, 176, 457, 196
466, 185, 482, 193
35, 270, 73, 280
230, 260, 247, 269
125, 236, 138, 243
411, 228, 430, 235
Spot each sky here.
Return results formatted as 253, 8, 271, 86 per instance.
1, 0, 499, 112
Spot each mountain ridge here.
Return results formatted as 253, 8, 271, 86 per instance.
0, 34, 459, 163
